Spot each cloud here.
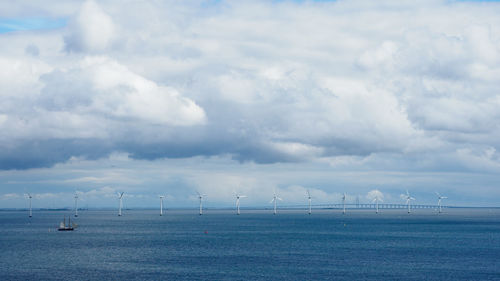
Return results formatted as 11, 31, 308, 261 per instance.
83, 186, 117, 198
0, 193, 20, 200
275, 185, 341, 204
366, 189, 384, 202
64, 0, 115, 53
40, 56, 206, 126
0, 54, 206, 168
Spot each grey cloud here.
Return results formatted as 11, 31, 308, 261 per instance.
0, 139, 113, 170
25, 43, 39, 56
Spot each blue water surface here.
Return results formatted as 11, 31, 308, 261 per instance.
0, 209, 499, 280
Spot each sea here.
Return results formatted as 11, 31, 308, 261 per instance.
0, 208, 499, 280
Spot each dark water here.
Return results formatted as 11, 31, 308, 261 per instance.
1, 209, 499, 280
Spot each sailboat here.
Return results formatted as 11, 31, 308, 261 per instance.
58, 216, 77, 231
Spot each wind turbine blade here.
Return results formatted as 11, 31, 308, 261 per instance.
277, 197, 283, 201
442, 196, 447, 199
269, 199, 275, 204
410, 197, 415, 200
240, 195, 247, 198
306, 189, 310, 197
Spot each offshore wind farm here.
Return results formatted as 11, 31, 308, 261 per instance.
15, 188, 467, 217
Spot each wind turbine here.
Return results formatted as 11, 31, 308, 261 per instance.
342, 193, 346, 215
235, 194, 246, 215
159, 195, 164, 216
74, 192, 79, 217
196, 191, 206, 215
372, 195, 383, 214
26, 193, 33, 218
270, 190, 282, 215
404, 190, 415, 214
436, 192, 447, 214
307, 189, 312, 215
117, 192, 124, 216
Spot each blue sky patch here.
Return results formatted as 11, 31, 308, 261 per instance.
0, 18, 66, 34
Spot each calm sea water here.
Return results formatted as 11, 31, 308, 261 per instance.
0, 208, 499, 280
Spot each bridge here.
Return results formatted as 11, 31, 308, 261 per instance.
278, 203, 448, 210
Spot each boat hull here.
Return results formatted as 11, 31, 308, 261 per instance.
58, 228, 74, 231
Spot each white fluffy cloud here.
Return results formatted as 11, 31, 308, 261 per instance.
366, 189, 384, 202
40, 56, 206, 126
64, 0, 116, 53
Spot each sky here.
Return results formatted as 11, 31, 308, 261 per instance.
1, 0, 500, 209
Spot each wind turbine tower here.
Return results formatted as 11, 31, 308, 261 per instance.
196, 191, 205, 215
342, 193, 346, 215
74, 192, 79, 217
159, 195, 164, 216
235, 194, 246, 215
270, 191, 282, 215
436, 192, 447, 214
373, 196, 382, 214
404, 190, 415, 214
27, 193, 33, 218
307, 189, 312, 215
118, 192, 124, 216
